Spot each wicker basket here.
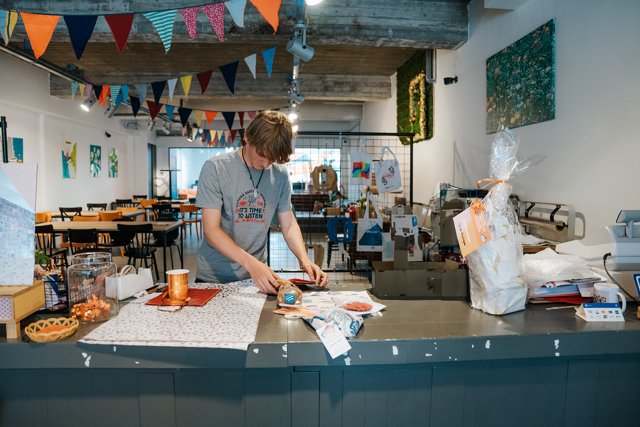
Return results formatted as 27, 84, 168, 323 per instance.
25, 318, 79, 343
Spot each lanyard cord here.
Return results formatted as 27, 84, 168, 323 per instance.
242, 148, 265, 192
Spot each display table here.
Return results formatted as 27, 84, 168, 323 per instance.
1, 282, 640, 426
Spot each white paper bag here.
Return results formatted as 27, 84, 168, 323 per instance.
349, 139, 372, 186
356, 193, 383, 252
105, 268, 154, 300
374, 146, 402, 193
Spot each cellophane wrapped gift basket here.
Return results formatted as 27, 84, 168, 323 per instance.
467, 128, 541, 315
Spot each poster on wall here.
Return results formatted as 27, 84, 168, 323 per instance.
108, 148, 118, 178
62, 141, 76, 179
486, 19, 555, 134
7, 137, 23, 163
90, 145, 101, 178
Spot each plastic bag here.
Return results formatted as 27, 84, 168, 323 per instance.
304, 308, 363, 339
467, 128, 540, 315
523, 248, 593, 283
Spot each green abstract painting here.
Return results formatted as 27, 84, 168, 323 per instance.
486, 19, 555, 134
108, 148, 118, 178
90, 145, 101, 178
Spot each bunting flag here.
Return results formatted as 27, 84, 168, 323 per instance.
219, 61, 239, 94
213, 132, 220, 147
205, 111, 218, 125
224, 130, 231, 146
244, 53, 257, 79
143, 10, 176, 53
165, 105, 175, 119
135, 83, 148, 101
247, 111, 257, 120
293, 0, 304, 12
262, 46, 276, 77
93, 85, 102, 100
238, 111, 245, 128
219, 133, 225, 147
181, 7, 199, 39
222, 111, 235, 130
200, 3, 225, 42
104, 14, 135, 53
146, 100, 163, 120
196, 69, 213, 94
110, 85, 121, 101
63, 15, 97, 59
98, 86, 110, 107
20, 13, 60, 59
78, 83, 85, 100
71, 81, 78, 99
195, 110, 203, 127
225, 0, 246, 27
182, 126, 187, 137
1, 10, 19, 45
115, 91, 124, 107
130, 96, 141, 117
85, 84, 92, 100
167, 78, 178, 100
121, 85, 129, 102
202, 129, 211, 144
230, 129, 238, 143
180, 75, 192, 99
151, 80, 166, 105
238, 128, 245, 142
248, 0, 282, 34
178, 107, 193, 127
210, 129, 217, 141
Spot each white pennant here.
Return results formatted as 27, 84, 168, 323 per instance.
225, 0, 246, 27
167, 78, 178, 100
244, 53, 257, 79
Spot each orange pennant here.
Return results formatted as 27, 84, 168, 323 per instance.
249, 0, 282, 34
99, 86, 110, 107
204, 111, 218, 125
20, 13, 60, 59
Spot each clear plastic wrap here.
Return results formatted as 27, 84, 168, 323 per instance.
467, 128, 537, 315
523, 248, 595, 294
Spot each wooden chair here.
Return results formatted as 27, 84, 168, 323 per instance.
140, 199, 158, 221
180, 204, 202, 241
118, 224, 160, 279
117, 207, 141, 221
152, 203, 178, 221
132, 195, 148, 201
35, 225, 69, 270
35, 211, 52, 223
149, 227, 182, 270
115, 199, 135, 208
98, 211, 123, 222
59, 207, 82, 221
87, 203, 107, 211
68, 229, 110, 255
73, 215, 99, 222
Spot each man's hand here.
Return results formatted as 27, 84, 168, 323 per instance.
247, 258, 280, 294
302, 262, 329, 287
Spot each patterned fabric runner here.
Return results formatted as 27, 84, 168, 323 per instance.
80, 281, 266, 350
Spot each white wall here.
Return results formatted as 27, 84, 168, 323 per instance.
0, 52, 136, 211
361, 74, 397, 133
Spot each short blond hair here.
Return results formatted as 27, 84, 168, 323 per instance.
245, 110, 295, 164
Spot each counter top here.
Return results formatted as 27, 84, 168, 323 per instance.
2, 282, 640, 370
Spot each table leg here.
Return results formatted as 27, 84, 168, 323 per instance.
163, 232, 167, 282
180, 227, 184, 268
6, 321, 20, 339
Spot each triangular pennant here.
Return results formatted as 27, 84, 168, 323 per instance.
248, 0, 282, 34
244, 53, 257, 79
238, 128, 245, 142
135, 83, 148, 101
225, 0, 246, 27
85, 84, 92, 100
200, 3, 224, 42
20, 13, 60, 59
165, 105, 175, 119
143, 10, 176, 53
223, 130, 231, 147
247, 111, 257, 120
230, 129, 238, 143
109, 85, 121, 102
210, 130, 217, 140
93, 85, 102, 100
180, 7, 199, 39
219, 61, 239, 94
262, 46, 276, 77
196, 69, 213, 94
205, 111, 218, 125
0, 10, 19, 45
78, 83, 85, 100
63, 15, 97, 59
121, 85, 129, 102
221, 111, 235, 130
130, 96, 140, 117
293, 0, 304, 12
237, 111, 245, 128
71, 81, 78, 99
178, 107, 193, 127
146, 100, 163, 120
151, 80, 166, 105
219, 133, 225, 147
195, 110, 203, 128
213, 132, 220, 147
167, 78, 178, 100
180, 75, 192, 99
114, 91, 124, 107
104, 14, 134, 53
202, 129, 211, 143
99, 86, 110, 107
182, 126, 187, 137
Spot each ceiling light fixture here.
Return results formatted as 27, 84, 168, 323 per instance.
148, 120, 156, 131
162, 121, 172, 135
81, 94, 97, 111
292, 125, 299, 132
306, 0, 323, 5
104, 100, 118, 118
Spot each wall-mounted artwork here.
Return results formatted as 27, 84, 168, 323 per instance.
90, 145, 101, 177
7, 137, 23, 163
62, 141, 76, 179
486, 19, 555, 134
108, 148, 118, 178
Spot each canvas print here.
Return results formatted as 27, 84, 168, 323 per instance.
90, 145, 101, 177
486, 19, 555, 133
7, 137, 23, 162
62, 141, 76, 179
108, 148, 118, 178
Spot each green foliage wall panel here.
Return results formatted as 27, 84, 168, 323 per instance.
397, 50, 434, 144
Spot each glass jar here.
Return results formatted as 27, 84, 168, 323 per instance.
71, 252, 112, 265
67, 262, 118, 322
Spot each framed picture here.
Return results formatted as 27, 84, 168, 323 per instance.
90, 145, 101, 178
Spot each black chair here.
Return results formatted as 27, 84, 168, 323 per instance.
189, 197, 197, 205
118, 224, 160, 280
115, 199, 135, 208
59, 207, 82, 221
34, 225, 69, 269
150, 228, 182, 270
132, 195, 148, 201
68, 228, 111, 255
97, 218, 133, 255
152, 203, 179, 221
87, 203, 107, 211
157, 195, 171, 202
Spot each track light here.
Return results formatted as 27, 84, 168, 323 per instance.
104, 100, 118, 118
286, 37, 315, 62
307, 0, 323, 4
148, 120, 156, 131
289, 92, 305, 104
81, 94, 97, 111
288, 102, 299, 122
162, 121, 172, 135
292, 125, 299, 132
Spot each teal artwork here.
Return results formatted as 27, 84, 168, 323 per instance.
8, 137, 23, 162
108, 148, 118, 178
90, 145, 101, 177
486, 19, 555, 134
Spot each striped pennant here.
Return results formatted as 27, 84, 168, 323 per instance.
0, 10, 18, 45
71, 81, 79, 99
143, 10, 176, 53
110, 85, 121, 102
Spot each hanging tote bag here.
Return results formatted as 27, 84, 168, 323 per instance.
374, 146, 402, 193
356, 193, 384, 252
349, 138, 373, 186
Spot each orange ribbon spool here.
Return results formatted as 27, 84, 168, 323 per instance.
166, 269, 189, 301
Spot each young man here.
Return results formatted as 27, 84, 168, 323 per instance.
195, 110, 329, 294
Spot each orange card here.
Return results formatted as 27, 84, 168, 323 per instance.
453, 207, 492, 257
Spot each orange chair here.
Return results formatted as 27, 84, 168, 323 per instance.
140, 199, 157, 221
180, 204, 202, 241
73, 215, 99, 222
117, 207, 141, 222
35, 211, 52, 223
98, 211, 123, 222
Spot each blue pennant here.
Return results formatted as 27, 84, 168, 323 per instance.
219, 61, 239, 94
63, 15, 98, 59
221, 111, 235, 130
130, 96, 141, 117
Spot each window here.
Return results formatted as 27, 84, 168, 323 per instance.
286, 148, 341, 191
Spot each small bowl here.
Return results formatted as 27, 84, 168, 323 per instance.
25, 318, 79, 343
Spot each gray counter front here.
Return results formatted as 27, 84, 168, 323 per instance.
1, 283, 639, 427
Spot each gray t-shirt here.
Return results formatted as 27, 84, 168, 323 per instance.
196, 149, 292, 283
